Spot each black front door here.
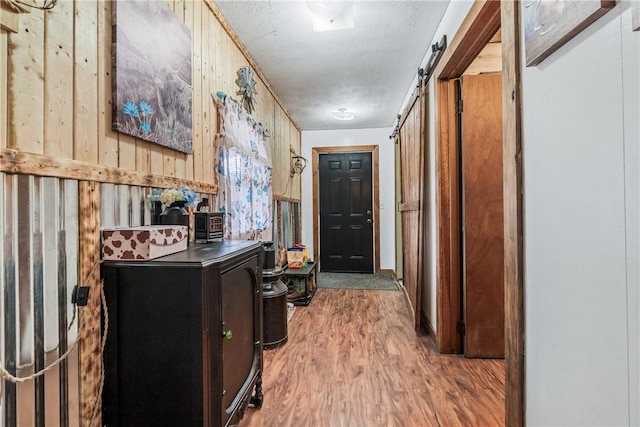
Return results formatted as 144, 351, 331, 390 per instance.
319, 152, 374, 272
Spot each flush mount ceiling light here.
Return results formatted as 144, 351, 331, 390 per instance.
307, 1, 354, 32
330, 108, 355, 121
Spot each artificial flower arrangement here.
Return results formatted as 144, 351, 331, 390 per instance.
157, 186, 197, 208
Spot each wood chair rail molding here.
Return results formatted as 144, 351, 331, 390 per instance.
0, 149, 218, 193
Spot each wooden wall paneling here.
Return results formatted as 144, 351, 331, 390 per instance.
219, 28, 229, 95
228, 33, 237, 96
191, 0, 203, 183
161, 0, 185, 179
133, 140, 151, 174
163, 148, 176, 178
184, 0, 195, 181
280, 108, 288, 197
77, 181, 101, 425
7, 8, 45, 153
0, 149, 217, 194
254, 78, 268, 128
213, 16, 222, 95
281, 110, 288, 197
117, 135, 138, 172
266, 92, 275, 135
147, 135, 163, 175
202, 10, 215, 185
272, 105, 283, 196
272, 107, 280, 196
229, 40, 241, 93
73, 0, 98, 164
1, 30, 7, 149
502, 1, 524, 425
173, 0, 186, 179
112, 0, 138, 172
283, 115, 291, 198
105, 2, 136, 173
279, 107, 287, 197
97, 0, 119, 168
44, 0, 74, 160
290, 123, 301, 200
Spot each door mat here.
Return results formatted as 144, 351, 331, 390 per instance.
287, 303, 296, 323
316, 272, 399, 291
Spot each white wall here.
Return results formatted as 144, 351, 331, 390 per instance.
521, 2, 639, 425
301, 127, 396, 270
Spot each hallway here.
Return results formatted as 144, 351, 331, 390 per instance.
243, 288, 505, 426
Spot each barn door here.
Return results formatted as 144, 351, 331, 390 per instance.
459, 73, 505, 358
398, 90, 424, 330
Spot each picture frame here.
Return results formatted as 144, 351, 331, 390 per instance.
524, 0, 616, 67
112, 0, 193, 153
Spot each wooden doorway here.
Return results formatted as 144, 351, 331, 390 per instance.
433, 0, 523, 425
318, 152, 374, 272
312, 146, 380, 273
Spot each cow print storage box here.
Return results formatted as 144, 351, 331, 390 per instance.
102, 225, 188, 261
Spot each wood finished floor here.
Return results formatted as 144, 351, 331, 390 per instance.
243, 289, 505, 427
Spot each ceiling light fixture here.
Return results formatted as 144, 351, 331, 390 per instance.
307, 1, 354, 32
331, 108, 355, 121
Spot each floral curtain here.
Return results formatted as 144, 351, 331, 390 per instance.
215, 96, 272, 241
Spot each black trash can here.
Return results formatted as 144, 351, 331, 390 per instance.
261, 242, 288, 349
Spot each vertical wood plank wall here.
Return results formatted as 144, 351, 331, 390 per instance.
1, 0, 300, 193
1, 1, 301, 425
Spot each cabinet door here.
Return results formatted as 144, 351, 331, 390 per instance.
220, 258, 260, 420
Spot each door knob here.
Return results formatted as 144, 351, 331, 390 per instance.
366, 210, 372, 215
222, 330, 233, 340
367, 219, 372, 224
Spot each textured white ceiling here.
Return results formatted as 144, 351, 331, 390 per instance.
214, 0, 450, 130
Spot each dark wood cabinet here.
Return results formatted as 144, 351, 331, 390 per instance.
102, 240, 263, 426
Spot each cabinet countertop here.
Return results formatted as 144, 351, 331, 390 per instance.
103, 240, 262, 268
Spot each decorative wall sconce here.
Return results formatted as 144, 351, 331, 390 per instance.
290, 151, 308, 177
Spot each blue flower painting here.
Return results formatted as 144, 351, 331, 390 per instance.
112, 0, 193, 153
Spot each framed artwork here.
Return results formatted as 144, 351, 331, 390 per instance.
112, 0, 193, 153
634, 0, 640, 31
524, 0, 615, 67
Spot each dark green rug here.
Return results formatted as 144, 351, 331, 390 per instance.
316, 272, 398, 291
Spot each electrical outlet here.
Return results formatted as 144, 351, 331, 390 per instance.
71, 286, 90, 306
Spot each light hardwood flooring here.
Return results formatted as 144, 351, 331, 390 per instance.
243, 288, 505, 427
